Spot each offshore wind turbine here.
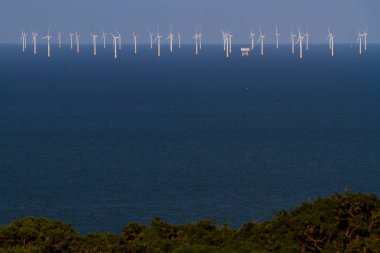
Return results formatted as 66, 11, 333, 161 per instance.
363, 27, 368, 51
357, 29, 364, 55
57, 31, 62, 48
31, 31, 38, 55
42, 28, 52, 58
250, 31, 255, 50
326, 28, 334, 57
225, 32, 230, 58
257, 28, 265, 56
290, 30, 296, 54
275, 26, 280, 49
228, 33, 232, 54
178, 32, 181, 48
20, 31, 26, 52
199, 33, 203, 50
296, 29, 305, 59
102, 30, 107, 49
148, 30, 154, 49
69, 33, 74, 49
75, 32, 80, 53
221, 30, 227, 52
111, 33, 119, 59
155, 27, 162, 57
91, 33, 98, 56
192, 33, 200, 55
166, 27, 175, 53
133, 32, 138, 54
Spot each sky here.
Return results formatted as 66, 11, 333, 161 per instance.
0, 0, 379, 44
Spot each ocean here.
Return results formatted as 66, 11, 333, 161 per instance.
0, 44, 379, 234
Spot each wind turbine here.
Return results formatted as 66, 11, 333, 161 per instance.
228, 33, 232, 54
42, 28, 52, 58
192, 33, 200, 55
31, 31, 38, 55
199, 33, 203, 50
155, 27, 162, 57
178, 32, 181, 48
275, 26, 280, 49
326, 28, 334, 57
69, 33, 74, 49
20, 31, 26, 52
133, 32, 138, 54
166, 27, 175, 53
363, 27, 368, 51
290, 30, 296, 54
250, 31, 255, 50
75, 32, 80, 53
257, 28, 265, 56
57, 31, 62, 48
111, 33, 119, 59
102, 30, 107, 49
296, 29, 305, 59
221, 30, 227, 52
148, 30, 154, 49
90, 33, 98, 56
357, 29, 364, 55
225, 32, 230, 58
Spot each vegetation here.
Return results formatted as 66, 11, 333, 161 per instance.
1, 192, 380, 252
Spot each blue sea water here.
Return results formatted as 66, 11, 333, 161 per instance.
0, 44, 379, 234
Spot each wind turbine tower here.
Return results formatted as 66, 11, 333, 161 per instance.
228, 33, 232, 54
32, 32, 38, 55
75, 32, 80, 53
156, 28, 162, 57
326, 28, 334, 57
166, 27, 175, 53
57, 32, 62, 48
290, 30, 296, 54
91, 33, 98, 56
250, 31, 255, 50
257, 28, 265, 56
178, 32, 181, 48
148, 31, 154, 49
116, 31, 122, 50
69, 33, 74, 49
193, 33, 200, 55
111, 34, 119, 59
275, 26, 280, 49
102, 31, 107, 49
305, 27, 310, 51
133, 32, 138, 54
296, 29, 305, 59
42, 29, 52, 58
363, 28, 368, 51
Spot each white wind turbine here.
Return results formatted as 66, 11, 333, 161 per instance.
42, 28, 52, 58
221, 30, 227, 52
166, 27, 175, 53
192, 33, 200, 55
357, 29, 364, 55
275, 26, 280, 49
363, 27, 368, 51
296, 29, 305, 59
20, 31, 26, 52
111, 33, 119, 59
257, 28, 265, 56
228, 33, 232, 54
290, 30, 296, 54
75, 32, 80, 53
69, 33, 74, 49
326, 28, 334, 57
148, 30, 154, 49
133, 32, 138, 54
90, 33, 98, 56
31, 31, 38, 55
178, 32, 181, 48
199, 33, 203, 50
155, 27, 162, 57
225, 32, 230, 58
250, 31, 255, 50
102, 30, 107, 49
57, 31, 62, 48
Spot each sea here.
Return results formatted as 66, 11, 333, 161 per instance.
0, 44, 379, 234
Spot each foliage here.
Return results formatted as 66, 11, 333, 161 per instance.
1, 193, 379, 253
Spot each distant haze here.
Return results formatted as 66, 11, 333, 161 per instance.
1, 0, 379, 44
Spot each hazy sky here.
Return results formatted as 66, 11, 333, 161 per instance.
1, 0, 378, 44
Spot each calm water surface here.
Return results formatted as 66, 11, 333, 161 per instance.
0, 44, 379, 233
